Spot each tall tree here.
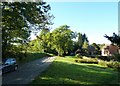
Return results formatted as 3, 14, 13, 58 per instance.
104, 33, 120, 47
51, 25, 74, 56
76, 33, 89, 49
92, 43, 100, 51
77, 32, 83, 48
82, 41, 89, 49
91, 43, 101, 55
2, 2, 54, 58
37, 29, 50, 52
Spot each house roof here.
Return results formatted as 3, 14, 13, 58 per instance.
102, 44, 119, 54
87, 45, 96, 51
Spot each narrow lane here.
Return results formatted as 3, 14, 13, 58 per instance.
2, 56, 56, 84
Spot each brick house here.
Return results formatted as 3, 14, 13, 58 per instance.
101, 44, 120, 56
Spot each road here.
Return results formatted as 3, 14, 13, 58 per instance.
2, 56, 56, 85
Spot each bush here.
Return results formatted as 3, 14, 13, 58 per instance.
75, 53, 82, 59
107, 61, 120, 71
96, 56, 112, 61
98, 60, 107, 67
75, 58, 98, 64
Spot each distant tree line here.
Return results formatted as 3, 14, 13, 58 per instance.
29, 25, 102, 56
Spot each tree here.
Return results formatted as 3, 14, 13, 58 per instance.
37, 29, 50, 52
76, 33, 89, 49
104, 33, 120, 47
51, 25, 75, 56
27, 39, 43, 52
72, 32, 89, 55
104, 33, 120, 61
92, 43, 100, 50
82, 41, 89, 49
2, 2, 54, 58
91, 43, 101, 55
77, 32, 83, 48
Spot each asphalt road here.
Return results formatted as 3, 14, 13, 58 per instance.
2, 56, 56, 85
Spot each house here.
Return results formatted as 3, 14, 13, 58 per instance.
101, 44, 120, 56
87, 45, 96, 55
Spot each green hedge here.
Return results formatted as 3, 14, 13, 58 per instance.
75, 58, 98, 64
98, 60, 107, 67
107, 61, 120, 71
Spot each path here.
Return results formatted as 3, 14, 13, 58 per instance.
2, 56, 56, 84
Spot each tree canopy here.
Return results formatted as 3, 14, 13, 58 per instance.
104, 33, 120, 47
50, 25, 75, 56
2, 2, 54, 58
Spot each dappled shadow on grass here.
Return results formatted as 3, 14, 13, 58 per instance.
31, 61, 120, 85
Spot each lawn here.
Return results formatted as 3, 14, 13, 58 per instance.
31, 56, 120, 85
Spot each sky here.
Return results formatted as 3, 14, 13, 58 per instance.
45, 2, 118, 44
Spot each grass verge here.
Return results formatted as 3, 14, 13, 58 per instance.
17, 52, 53, 64
30, 56, 120, 85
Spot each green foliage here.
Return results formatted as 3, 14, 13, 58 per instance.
73, 33, 89, 56
104, 33, 120, 47
76, 33, 89, 49
50, 25, 75, 56
27, 25, 90, 56
75, 53, 82, 58
17, 52, 52, 63
82, 33, 89, 48
75, 49, 82, 58
28, 39, 43, 52
2, 2, 54, 58
76, 58, 98, 64
82, 41, 89, 49
37, 29, 50, 52
92, 43, 100, 51
91, 43, 101, 55
75, 55, 120, 71
29, 25, 77, 56
107, 61, 120, 71
98, 60, 107, 67
77, 32, 83, 48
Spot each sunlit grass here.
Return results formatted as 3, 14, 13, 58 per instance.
31, 56, 120, 85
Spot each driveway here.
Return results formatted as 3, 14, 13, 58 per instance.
2, 56, 56, 84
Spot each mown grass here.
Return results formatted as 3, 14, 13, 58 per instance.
31, 56, 120, 85
17, 52, 53, 64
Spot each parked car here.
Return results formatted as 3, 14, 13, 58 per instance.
1, 58, 18, 74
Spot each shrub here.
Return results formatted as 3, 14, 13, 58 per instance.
98, 60, 107, 67
75, 53, 82, 59
78, 58, 98, 64
96, 56, 111, 61
107, 61, 120, 71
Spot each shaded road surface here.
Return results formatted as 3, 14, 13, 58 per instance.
2, 56, 56, 84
